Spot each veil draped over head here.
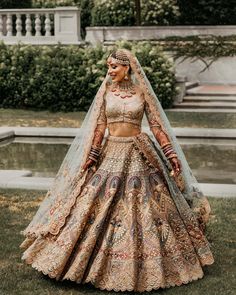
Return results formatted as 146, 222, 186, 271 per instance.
21, 49, 207, 241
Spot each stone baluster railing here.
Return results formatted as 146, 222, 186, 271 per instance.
0, 6, 82, 44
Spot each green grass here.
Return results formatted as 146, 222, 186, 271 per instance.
0, 189, 235, 295
165, 110, 236, 129
0, 109, 86, 128
1, 108, 236, 129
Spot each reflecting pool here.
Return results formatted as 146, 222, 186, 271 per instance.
0, 137, 235, 184
0, 137, 71, 177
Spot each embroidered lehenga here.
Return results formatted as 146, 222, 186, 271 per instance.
20, 49, 214, 292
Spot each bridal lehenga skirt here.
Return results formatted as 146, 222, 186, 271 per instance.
20, 133, 214, 292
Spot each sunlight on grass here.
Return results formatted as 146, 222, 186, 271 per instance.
0, 189, 235, 295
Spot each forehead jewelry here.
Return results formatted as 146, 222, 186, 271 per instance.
109, 50, 130, 66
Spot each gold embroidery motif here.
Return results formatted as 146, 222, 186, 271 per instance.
21, 134, 214, 292
105, 88, 145, 127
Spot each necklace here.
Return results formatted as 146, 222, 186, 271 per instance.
111, 80, 136, 99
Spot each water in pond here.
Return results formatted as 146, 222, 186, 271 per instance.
0, 137, 71, 177
0, 137, 235, 184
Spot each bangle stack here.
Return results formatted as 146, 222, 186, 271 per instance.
161, 142, 177, 159
88, 145, 101, 162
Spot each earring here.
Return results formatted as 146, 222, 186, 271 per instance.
124, 72, 128, 81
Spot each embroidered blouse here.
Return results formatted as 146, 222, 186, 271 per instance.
97, 89, 162, 129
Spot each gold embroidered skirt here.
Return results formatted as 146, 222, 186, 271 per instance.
21, 133, 214, 292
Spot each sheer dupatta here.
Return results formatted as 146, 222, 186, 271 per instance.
21, 73, 109, 240
124, 49, 210, 225
20, 49, 209, 243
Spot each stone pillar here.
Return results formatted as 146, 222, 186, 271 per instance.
54, 6, 82, 44
2, 15, 7, 35
174, 75, 187, 104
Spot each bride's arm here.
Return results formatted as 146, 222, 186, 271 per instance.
144, 100, 181, 175
82, 99, 107, 170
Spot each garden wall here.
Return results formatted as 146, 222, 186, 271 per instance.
174, 56, 236, 85
86, 26, 236, 44
86, 26, 236, 84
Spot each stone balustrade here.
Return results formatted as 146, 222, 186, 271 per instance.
0, 6, 82, 44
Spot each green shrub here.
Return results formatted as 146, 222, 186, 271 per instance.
0, 42, 176, 111
91, 0, 236, 26
0, 0, 31, 8
91, 0, 179, 26
91, 0, 135, 26
0, 43, 107, 111
31, 0, 75, 8
141, 0, 180, 25
177, 0, 236, 25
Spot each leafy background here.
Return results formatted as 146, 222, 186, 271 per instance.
0, 0, 235, 26
0, 41, 177, 111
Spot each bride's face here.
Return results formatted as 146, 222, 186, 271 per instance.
107, 57, 129, 83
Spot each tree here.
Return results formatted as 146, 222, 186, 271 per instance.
134, 0, 141, 26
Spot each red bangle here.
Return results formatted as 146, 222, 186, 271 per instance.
167, 154, 178, 159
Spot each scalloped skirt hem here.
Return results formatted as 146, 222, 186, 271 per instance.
22, 257, 214, 293
20, 134, 214, 292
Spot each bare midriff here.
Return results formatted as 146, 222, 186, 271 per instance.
108, 122, 141, 137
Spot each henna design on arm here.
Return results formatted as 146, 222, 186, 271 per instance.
144, 101, 170, 146
83, 99, 107, 170
144, 100, 181, 174
93, 98, 107, 147
92, 125, 106, 147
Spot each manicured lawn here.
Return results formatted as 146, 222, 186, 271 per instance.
0, 109, 86, 128
0, 108, 236, 129
0, 189, 235, 295
165, 110, 236, 129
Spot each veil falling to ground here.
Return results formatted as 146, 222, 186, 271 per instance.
21, 49, 209, 242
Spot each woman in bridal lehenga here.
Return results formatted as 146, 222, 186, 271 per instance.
20, 49, 214, 292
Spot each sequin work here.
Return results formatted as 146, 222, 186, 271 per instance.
21, 133, 214, 292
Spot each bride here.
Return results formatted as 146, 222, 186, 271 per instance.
20, 49, 214, 292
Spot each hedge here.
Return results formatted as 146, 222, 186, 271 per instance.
91, 0, 179, 26
176, 0, 236, 25
91, 0, 236, 26
141, 0, 180, 25
0, 0, 31, 8
91, 0, 135, 26
0, 42, 176, 112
